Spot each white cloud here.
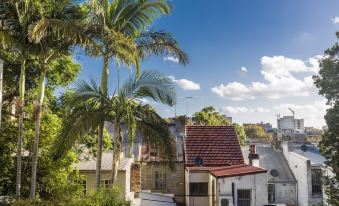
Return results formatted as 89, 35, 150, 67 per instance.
221, 106, 270, 114
331, 16, 339, 24
211, 55, 321, 100
168, 76, 200, 91
241, 66, 248, 72
163, 56, 179, 63
273, 100, 328, 128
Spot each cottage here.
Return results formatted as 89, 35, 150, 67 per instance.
184, 126, 268, 206
76, 152, 134, 201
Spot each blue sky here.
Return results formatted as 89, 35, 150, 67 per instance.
74, 0, 339, 128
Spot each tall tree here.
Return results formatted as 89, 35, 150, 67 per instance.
0, 0, 40, 197
35, 0, 188, 188
53, 70, 176, 182
193, 106, 231, 126
28, 0, 89, 199
313, 37, 339, 205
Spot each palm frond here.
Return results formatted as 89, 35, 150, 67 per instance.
136, 31, 189, 65
53, 104, 103, 159
135, 104, 176, 171
110, 0, 172, 36
120, 70, 176, 106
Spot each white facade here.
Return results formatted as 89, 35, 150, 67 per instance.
185, 169, 268, 206
282, 143, 323, 206
217, 173, 268, 206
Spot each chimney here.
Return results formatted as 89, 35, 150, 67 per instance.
248, 145, 260, 167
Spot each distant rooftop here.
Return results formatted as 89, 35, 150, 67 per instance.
185, 126, 244, 166
242, 145, 296, 183
290, 143, 325, 166
77, 151, 133, 171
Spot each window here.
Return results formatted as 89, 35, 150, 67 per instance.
189, 182, 208, 196
100, 179, 112, 188
268, 184, 275, 203
311, 169, 322, 195
80, 179, 87, 194
154, 171, 166, 189
220, 199, 229, 206
237, 189, 251, 206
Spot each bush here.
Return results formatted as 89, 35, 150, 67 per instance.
5, 188, 130, 206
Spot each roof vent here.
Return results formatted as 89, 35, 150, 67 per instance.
270, 169, 279, 177
194, 156, 204, 166
301, 144, 308, 152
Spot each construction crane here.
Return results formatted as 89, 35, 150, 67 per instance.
288, 108, 295, 117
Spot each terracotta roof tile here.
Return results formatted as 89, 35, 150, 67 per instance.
185, 126, 244, 166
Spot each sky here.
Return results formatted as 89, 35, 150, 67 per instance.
73, 0, 339, 129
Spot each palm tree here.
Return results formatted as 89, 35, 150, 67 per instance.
0, 0, 41, 198
53, 70, 176, 183
36, 0, 189, 188
27, 0, 90, 199
109, 70, 177, 182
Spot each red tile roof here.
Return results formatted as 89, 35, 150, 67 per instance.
185, 126, 244, 166
187, 164, 267, 178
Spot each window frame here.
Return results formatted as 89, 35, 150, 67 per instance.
311, 169, 322, 195
189, 182, 208, 196
100, 179, 112, 188
154, 170, 167, 190
237, 189, 251, 206
268, 184, 275, 203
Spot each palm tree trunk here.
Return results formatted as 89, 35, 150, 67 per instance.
95, 54, 109, 189
29, 68, 46, 199
112, 122, 122, 183
0, 58, 3, 128
16, 59, 26, 198
95, 122, 104, 189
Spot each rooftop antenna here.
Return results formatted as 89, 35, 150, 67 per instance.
184, 96, 193, 117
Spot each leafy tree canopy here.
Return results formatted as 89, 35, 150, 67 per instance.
192, 106, 230, 126
244, 124, 272, 140
313, 37, 339, 205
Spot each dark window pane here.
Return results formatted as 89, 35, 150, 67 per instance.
189, 183, 208, 196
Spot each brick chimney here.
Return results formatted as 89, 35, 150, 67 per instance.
248, 144, 260, 167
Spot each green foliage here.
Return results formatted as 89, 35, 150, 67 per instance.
313, 39, 339, 205
233, 123, 246, 146
244, 124, 272, 140
193, 106, 230, 126
7, 188, 129, 206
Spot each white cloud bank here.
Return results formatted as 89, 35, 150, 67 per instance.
331, 16, 339, 24
163, 56, 179, 63
221, 106, 269, 114
211, 55, 321, 100
169, 76, 200, 91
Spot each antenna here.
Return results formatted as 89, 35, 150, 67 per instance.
184, 96, 193, 117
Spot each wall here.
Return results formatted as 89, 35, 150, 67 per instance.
130, 164, 141, 193
186, 171, 210, 206
282, 142, 324, 206
140, 162, 185, 203
217, 173, 268, 206
79, 170, 132, 200
273, 182, 297, 205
